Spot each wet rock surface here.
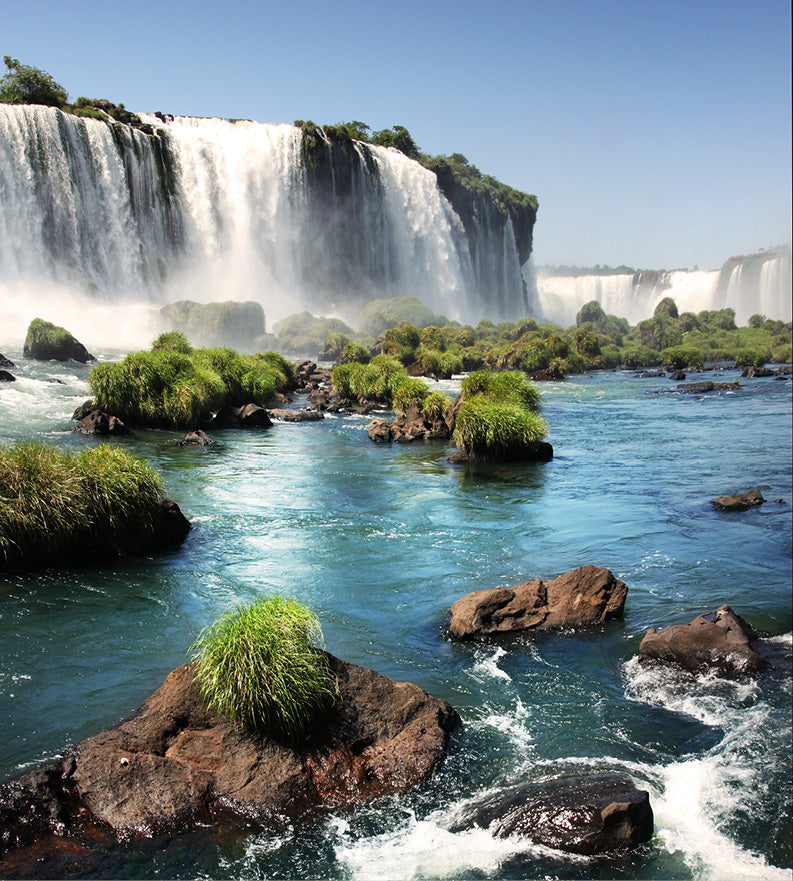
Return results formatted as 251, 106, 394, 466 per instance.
449, 566, 628, 640
711, 489, 765, 511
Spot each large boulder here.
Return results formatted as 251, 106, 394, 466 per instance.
159, 300, 265, 350
453, 773, 653, 855
638, 605, 769, 675
211, 404, 273, 429
76, 409, 129, 436
0, 369, 15, 382
266, 408, 324, 422
449, 566, 628, 640
23, 319, 95, 363
366, 400, 451, 444
711, 489, 764, 511
0, 656, 459, 857
0, 353, 15, 368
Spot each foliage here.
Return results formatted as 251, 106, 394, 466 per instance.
273, 311, 356, 357
0, 56, 68, 107
654, 296, 679, 319
160, 300, 266, 351
331, 354, 406, 405
619, 345, 663, 369
361, 296, 445, 338
23, 318, 75, 355
422, 391, 453, 421
190, 594, 337, 741
370, 124, 421, 160
659, 346, 704, 370
152, 331, 193, 354
453, 370, 546, 460
734, 348, 767, 368
337, 341, 371, 365
89, 340, 293, 429
392, 377, 429, 412
0, 442, 162, 567
576, 300, 607, 330
382, 322, 421, 363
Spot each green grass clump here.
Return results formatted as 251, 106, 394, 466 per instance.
422, 391, 453, 421
0, 442, 162, 567
190, 595, 338, 741
331, 354, 407, 405
453, 370, 547, 461
89, 340, 294, 429
392, 377, 429, 412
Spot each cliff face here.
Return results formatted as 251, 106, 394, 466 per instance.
0, 106, 537, 324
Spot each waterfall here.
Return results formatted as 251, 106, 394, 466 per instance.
533, 248, 791, 327
0, 105, 529, 347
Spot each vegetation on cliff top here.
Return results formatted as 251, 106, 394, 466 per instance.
190, 594, 337, 741
0, 442, 163, 569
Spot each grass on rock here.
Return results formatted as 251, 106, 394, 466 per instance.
190, 595, 338, 741
0, 442, 163, 567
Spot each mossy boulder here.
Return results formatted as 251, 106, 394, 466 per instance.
23, 319, 95, 363
159, 301, 265, 350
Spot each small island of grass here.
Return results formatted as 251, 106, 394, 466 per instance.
0, 442, 189, 569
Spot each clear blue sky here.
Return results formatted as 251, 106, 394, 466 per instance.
4, 0, 791, 270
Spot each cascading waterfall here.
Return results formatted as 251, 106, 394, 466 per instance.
0, 105, 529, 347
532, 247, 792, 327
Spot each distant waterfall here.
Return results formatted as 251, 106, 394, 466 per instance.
533, 247, 792, 327
0, 105, 529, 346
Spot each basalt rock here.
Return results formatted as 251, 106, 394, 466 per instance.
449, 566, 627, 640
110, 499, 191, 556
178, 430, 214, 446
76, 409, 129, 436
0, 369, 15, 382
740, 365, 774, 377
23, 319, 95, 363
0, 656, 459, 859
266, 408, 324, 422
366, 400, 451, 445
668, 380, 740, 394
0, 353, 15, 368
211, 404, 273, 429
638, 605, 769, 675
711, 489, 765, 511
454, 773, 653, 854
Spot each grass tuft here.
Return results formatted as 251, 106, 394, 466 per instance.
190, 595, 338, 741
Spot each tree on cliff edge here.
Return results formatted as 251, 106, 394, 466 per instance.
0, 56, 68, 107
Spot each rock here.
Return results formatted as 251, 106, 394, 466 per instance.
741, 365, 774, 377
449, 566, 628, 640
211, 404, 273, 429
668, 380, 740, 394
178, 430, 214, 446
775, 365, 792, 375
0, 353, 15, 368
76, 409, 129, 436
266, 408, 324, 422
23, 319, 95, 363
455, 773, 653, 855
635, 370, 665, 378
72, 400, 95, 420
530, 369, 563, 381
0, 369, 15, 382
711, 489, 764, 511
639, 605, 769, 675
110, 498, 190, 556
367, 418, 394, 443
367, 400, 451, 445
0, 656, 459, 855
669, 370, 686, 380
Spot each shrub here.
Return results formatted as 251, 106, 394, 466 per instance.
382, 322, 421, 363
337, 341, 371, 364
152, 331, 193, 354
321, 332, 351, 360
620, 346, 662, 369
0, 56, 68, 107
453, 370, 546, 460
331, 354, 406, 405
422, 391, 453, 421
659, 346, 704, 370
734, 348, 767, 368
419, 326, 446, 351
392, 377, 429, 412
190, 595, 338, 741
0, 442, 162, 568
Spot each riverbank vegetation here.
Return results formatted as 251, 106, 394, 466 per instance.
88, 333, 294, 429
0, 442, 164, 568
190, 595, 337, 741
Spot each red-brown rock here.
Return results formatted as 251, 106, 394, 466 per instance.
449, 566, 628, 639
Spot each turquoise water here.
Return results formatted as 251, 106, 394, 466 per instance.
0, 351, 791, 880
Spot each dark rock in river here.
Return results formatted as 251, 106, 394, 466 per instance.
76, 409, 129, 436
266, 408, 324, 422
0, 369, 15, 382
0, 353, 15, 368
711, 489, 765, 511
110, 498, 191, 556
775, 365, 792, 375
638, 605, 769, 675
0, 656, 459, 856
741, 365, 774, 377
454, 773, 653, 855
665, 380, 740, 394
178, 430, 214, 446
669, 370, 686, 380
211, 403, 273, 429
367, 399, 451, 444
449, 565, 628, 640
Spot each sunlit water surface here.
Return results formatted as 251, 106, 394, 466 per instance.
0, 350, 790, 880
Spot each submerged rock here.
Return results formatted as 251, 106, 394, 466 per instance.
662, 380, 740, 394
178, 430, 214, 446
0, 656, 459, 857
638, 605, 769, 675
453, 773, 653, 854
711, 489, 765, 511
449, 566, 627, 640
266, 408, 324, 422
